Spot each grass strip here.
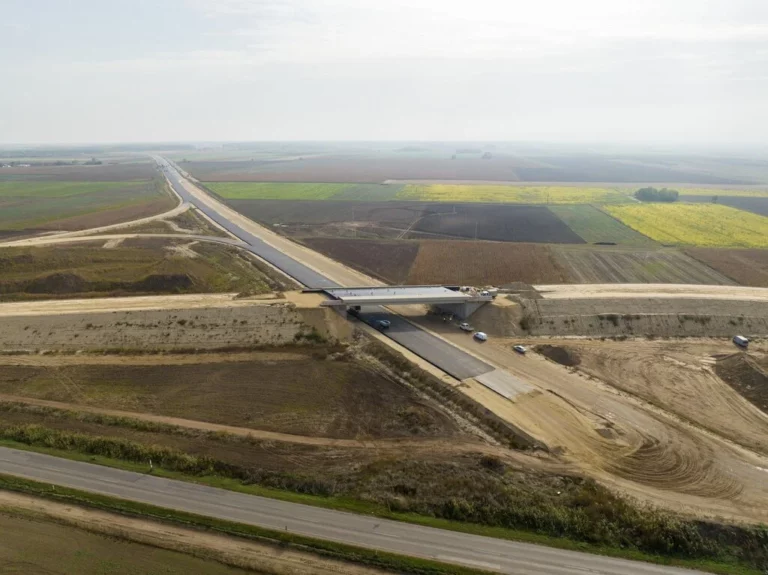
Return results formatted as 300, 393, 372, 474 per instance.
0, 437, 760, 575
0, 473, 491, 575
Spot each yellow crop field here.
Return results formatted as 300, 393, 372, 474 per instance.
396, 185, 628, 204
677, 188, 768, 197
605, 204, 768, 247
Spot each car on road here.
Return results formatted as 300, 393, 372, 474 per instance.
513, 345, 527, 354
346, 306, 361, 317
473, 331, 488, 342
377, 319, 391, 330
459, 322, 474, 332
733, 335, 749, 348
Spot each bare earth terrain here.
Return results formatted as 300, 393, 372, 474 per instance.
407, 310, 768, 525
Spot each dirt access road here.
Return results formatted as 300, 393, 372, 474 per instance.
0, 201, 189, 247
415, 316, 768, 525
536, 283, 768, 301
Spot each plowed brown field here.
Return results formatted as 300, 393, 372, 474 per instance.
687, 248, 768, 287
407, 241, 568, 285
553, 245, 734, 284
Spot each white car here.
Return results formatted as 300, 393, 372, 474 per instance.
377, 319, 391, 330
459, 322, 474, 332
473, 332, 488, 342
513, 344, 527, 354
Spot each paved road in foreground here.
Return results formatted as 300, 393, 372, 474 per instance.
157, 158, 491, 380
0, 448, 702, 575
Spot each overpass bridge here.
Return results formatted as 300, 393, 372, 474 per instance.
311, 285, 494, 318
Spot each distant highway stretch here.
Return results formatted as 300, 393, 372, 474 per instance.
157, 158, 491, 380
0, 448, 703, 575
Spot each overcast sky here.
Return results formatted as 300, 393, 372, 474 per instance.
1, 0, 767, 145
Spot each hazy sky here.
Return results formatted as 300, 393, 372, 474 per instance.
2, 0, 767, 145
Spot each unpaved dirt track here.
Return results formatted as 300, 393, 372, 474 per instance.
418, 322, 768, 524
0, 202, 190, 247
536, 283, 768, 301
0, 232, 245, 249
0, 293, 265, 316
0, 448, 704, 575
568, 339, 768, 456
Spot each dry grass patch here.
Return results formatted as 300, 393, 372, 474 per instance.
0, 351, 460, 440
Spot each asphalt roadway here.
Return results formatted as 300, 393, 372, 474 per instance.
0, 448, 703, 575
158, 159, 491, 380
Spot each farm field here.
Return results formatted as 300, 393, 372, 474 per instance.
680, 195, 768, 216
0, 348, 458, 439
302, 238, 568, 285
548, 205, 657, 246
207, 181, 403, 200
407, 241, 568, 285
686, 248, 768, 287
303, 238, 419, 284
0, 240, 291, 301
397, 184, 629, 204
0, 512, 249, 575
551, 246, 734, 284
605, 203, 768, 247
0, 178, 175, 234
227, 200, 585, 243
0, 161, 157, 181
408, 204, 585, 243
181, 149, 757, 184
677, 187, 768, 197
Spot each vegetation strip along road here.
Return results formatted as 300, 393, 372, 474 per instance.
0, 448, 715, 575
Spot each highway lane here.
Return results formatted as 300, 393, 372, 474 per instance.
157, 158, 491, 380
161, 163, 336, 289
357, 308, 491, 379
0, 448, 703, 575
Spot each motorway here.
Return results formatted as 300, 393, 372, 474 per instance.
158, 158, 491, 380
0, 447, 703, 575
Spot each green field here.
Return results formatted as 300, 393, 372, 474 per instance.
549, 205, 657, 246
606, 203, 768, 248
207, 181, 403, 200
206, 182, 637, 203
208, 182, 350, 200
677, 188, 768, 197
328, 183, 404, 200
0, 181, 140, 198
0, 179, 172, 232
396, 184, 630, 204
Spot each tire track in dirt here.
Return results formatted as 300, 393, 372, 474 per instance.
429, 329, 768, 523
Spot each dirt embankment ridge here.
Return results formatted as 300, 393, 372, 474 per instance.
513, 296, 768, 338
0, 293, 351, 352
716, 352, 768, 413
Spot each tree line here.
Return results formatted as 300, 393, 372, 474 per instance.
634, 187, 679, 202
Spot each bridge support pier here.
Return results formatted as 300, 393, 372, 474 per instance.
435, 301, 488, 320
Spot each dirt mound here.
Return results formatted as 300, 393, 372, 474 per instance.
23, 273, 88, 294
715, 353, 768, 413
535, 345, 581, 367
